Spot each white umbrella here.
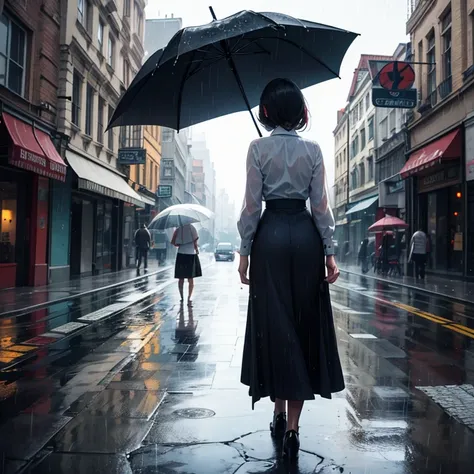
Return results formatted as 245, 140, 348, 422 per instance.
149, 203, 214, 230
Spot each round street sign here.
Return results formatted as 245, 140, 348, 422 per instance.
379, 61, 415, 91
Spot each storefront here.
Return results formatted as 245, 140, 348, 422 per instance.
401, 128, 464, 275
0, 112, 67, 288
346, 195, 378, 258
65, 150, 144, 277
465, 112, 474, 278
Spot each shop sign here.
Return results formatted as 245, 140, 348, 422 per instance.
418, 164, 461, 193
369, 60, 417, 109
157, 185, 172, 198
118, 147, 146, 165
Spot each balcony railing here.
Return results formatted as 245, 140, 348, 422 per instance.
438, 76, 452, 100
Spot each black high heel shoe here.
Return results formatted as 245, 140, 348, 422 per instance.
270, 412, 287, 437
283, 430, 300, 460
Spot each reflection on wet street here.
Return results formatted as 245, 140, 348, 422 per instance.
0, 259, 473, 473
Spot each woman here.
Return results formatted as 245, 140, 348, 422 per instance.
171, 223, 202, 304
237, 78, 344, 460
358, 238, 369, 274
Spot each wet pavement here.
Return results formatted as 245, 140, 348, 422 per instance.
342, 264, 474, 304
1, 258, 474, 473
0, 262, 171, 317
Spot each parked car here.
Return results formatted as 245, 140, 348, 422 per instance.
215, 242, 235, 262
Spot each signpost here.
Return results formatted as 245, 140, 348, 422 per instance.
369, 60, 417, 109
118, 148, 146, 165
157, 185, 172, 198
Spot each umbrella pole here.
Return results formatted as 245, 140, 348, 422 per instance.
209, 6, 263, 138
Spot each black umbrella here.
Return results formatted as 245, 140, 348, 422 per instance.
108, 8, 358, 137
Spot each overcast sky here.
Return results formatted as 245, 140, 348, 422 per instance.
145, 0, 408, 209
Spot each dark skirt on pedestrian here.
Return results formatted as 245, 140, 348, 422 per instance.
240, 199, 345, 408
174, 253, 202, 279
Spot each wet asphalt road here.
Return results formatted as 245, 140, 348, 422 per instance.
0, 257, 473, 473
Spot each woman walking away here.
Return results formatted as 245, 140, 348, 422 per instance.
237, 78, 344, 461
358, 238, 369, 274
171, 223, 202, 304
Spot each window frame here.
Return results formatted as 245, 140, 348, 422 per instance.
97, 96, 105, 144
71, 70, 82, 127
107, 105, 115, 150
98, 20, 104, 53
0, 13, 27, 97
107, 34, 115, 68
85, 83, 94, 137
441, 8, 452, 80
426, 31, 437, 96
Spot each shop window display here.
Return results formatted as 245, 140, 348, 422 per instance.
0, 182, 17, 264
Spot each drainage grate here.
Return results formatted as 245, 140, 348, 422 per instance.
174, 408, 216, 419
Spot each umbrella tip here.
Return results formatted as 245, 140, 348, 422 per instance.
209, 6, 217, 20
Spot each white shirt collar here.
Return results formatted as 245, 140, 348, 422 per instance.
271, 126, 298, 137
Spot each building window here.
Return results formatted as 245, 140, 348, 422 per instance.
97, 97, 105, 143
368, 117, 374, 140
123, 60, 130, 86
107, 35, 115, 68
389, 109, 396, 132
351, 169, 358, 190
78, 0, 91, 33
108, 105, 115, 150
134, 1, 143, 38
426, 31, 437, 104
0, 14, 27, 97
0, 181, 18, 264
163, 160, 173, 177
442, 8, 452, 80
85, 83, 94, 136
124, 0, 131, 17
367, 156, 374, 181
359, 163, 365, 186
380, 117, 388, 140
365, 93, 370, 110
360, 127, 366, 150
72, 71, 82, 127
98, 20, 104, 52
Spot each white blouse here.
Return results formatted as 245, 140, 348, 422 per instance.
237, 127, 335, 257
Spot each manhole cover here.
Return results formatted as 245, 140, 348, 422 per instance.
174, 408, 216, 419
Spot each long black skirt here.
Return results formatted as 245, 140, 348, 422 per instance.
174, 253, 202, 279
240, 199, 345, 407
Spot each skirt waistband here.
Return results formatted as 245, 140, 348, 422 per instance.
265, 199, 306, 210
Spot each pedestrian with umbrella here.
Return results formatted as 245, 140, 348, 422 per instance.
171, 223, 202, 304
107, 8, 357, 461
237, 78, 345, 460
149, 204, 213, 303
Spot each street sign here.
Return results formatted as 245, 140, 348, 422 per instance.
379, 62, 415, 90
118, 147, 146, 165
157, 184, 172, 198
372, 88, 417, 108
369, 60, 417, 109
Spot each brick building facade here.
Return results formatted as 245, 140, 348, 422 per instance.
0, 0, 67, 288
404, 0, 474, 277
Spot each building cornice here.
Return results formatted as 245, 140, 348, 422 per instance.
407, 0, 436, 34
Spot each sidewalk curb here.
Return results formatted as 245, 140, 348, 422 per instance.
340, 268, 473, 305
0, 265, 173, 318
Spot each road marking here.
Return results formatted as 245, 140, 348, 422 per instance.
349, 333, 378, 339
335, 283, 474, 340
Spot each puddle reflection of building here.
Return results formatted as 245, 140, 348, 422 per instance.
175, 303, 199, 361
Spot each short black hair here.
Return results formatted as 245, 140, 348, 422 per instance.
258, 78, 309, 132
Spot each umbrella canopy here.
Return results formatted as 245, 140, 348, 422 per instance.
149, 204, 214, 230
368, 216, 409, 233
107, 9, 358, 136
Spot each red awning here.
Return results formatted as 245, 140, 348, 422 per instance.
400, 129, 461, 179
2, 113, 67, 182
